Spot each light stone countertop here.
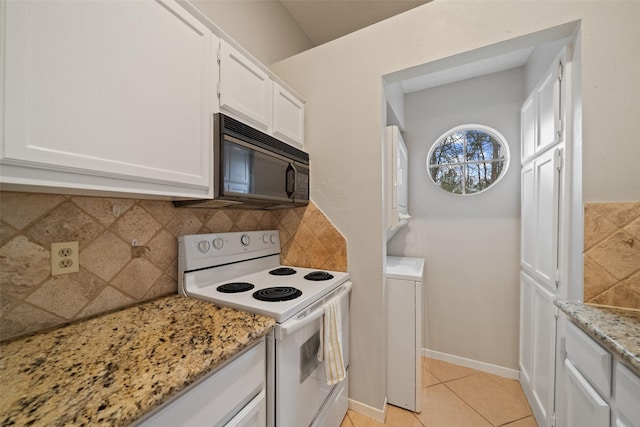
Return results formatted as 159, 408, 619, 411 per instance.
556, 300, 640, 376
0, 295, 275, 427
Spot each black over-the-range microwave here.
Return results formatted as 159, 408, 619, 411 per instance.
174, 113, 309, 209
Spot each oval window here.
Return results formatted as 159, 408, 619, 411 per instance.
426, 125, 510, 195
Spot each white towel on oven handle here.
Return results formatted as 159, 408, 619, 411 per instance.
317, 297, 346, 385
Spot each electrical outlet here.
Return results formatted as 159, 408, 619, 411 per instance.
51, 241, 79, 275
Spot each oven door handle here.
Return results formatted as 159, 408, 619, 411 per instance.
275, 281, 352, 340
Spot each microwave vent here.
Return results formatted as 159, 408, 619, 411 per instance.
221, 115, 309, 164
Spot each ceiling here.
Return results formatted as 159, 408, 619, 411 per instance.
279, 0, 430, 46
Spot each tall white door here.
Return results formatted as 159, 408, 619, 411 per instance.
519, 50, 566, 427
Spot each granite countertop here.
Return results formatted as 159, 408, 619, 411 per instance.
0, 295, 275, 427
556, 300, 640, 376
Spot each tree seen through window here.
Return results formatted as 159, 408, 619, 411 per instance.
427, 126, 509, 195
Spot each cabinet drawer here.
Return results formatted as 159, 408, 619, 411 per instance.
566, 322, 612, 397
615, 364, 640, 427
135, 339, 266, 427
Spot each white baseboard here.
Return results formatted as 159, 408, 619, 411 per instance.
423, 348, 520, 380
348, 397, 387, 423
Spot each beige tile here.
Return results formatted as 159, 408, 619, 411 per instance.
236, 211, 260, 230
0, 221, 17, 247
144, 274, 178, 299
0, 236, 50, 298
146, 229, 177, 269
624, 217, 640, 241
483, 372, 527, 397
81, 231, 131, 281
586, 230, 640, 280
340, 412, 355, 427
165, 211, 203, 237
415, 384, 491, 427
139, 200, 177, 226
76, 286, 135, 318
423, 368, 441, 387
424, 358, 482, 382
589, 201, 640, 228
502, 416, 539, 427
385, 405, 423, 427
347, 409, 385, 427
25, 270, 105, 319
111, 259, 162, 300
71, 196, 134, 227
583, 204, 618, 250
584, 255, 618, 301
0, 192, 65, 229
113, 205, 161, 246
206, 210, 235, 232
0, 303, 65, 340
26, 202, 103, 250
590, 277, 640, 310
445, 373, 531, 426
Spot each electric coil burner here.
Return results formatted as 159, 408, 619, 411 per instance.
304, 271, 334, 281
216, 282, 254, 293
253, 286, 302, 302
269, 267, 297, 276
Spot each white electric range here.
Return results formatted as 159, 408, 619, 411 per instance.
178, 230, 351, 427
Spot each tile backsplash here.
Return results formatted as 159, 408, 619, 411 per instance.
0, 191, 347, 341
584, 201, 640, 310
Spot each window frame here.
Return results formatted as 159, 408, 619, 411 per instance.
426, 124, 510, 195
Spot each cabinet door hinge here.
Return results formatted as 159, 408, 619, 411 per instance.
217, 82, 221, 98
217, 47, 222, 64
554, 268, 561, 285
557, 62, 563, 81
555, 150, 563, 172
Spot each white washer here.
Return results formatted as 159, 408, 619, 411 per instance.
386, 256, 425, 413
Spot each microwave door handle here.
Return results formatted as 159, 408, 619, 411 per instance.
285, 163, 297, 198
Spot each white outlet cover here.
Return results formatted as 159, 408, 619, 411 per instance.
51, 241, 79, 275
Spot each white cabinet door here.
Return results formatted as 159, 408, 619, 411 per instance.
615, 364, 640, 427
521, 94, 536, 163
219, 40, 273, 132
273, 82, 304, 148
519, 272, 535, 389
536, 65, 561, 154
533, 148, 561, 290
531, 280, 557, 427
521, 162, 536, 272
520, 272, 557, 427
2, 0, 215, 198
564, 359, 610, 427
520, 148, 561, 288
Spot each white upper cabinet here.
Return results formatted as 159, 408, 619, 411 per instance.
520, 147, 562, 290
273, 82, 305, 148
520, 51, 563, 164
1, 0, 216, 198
521, 94, 536, 162
218, 40, 273, 133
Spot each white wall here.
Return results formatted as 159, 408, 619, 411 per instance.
191, 0, 312, 65
272, 1, 640, 410
387, 68, 525, 370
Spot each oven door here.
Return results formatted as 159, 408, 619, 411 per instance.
274, 282, 351, 427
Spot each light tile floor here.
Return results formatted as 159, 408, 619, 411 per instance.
341, 357, 538, 427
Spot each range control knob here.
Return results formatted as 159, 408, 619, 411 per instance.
212, 238, 224, 250
270, 234, 277, 244
197, 240, 210, 253
240, 234, 250, 247
262, 234, 270, 244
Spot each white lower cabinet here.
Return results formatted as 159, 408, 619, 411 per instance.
1, 0, 216, 198
561, 319, 640, 427
614, 364, 640, 427
519, 271, 556, 427
135, 339, 266, 427
564, 359, 610, 427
